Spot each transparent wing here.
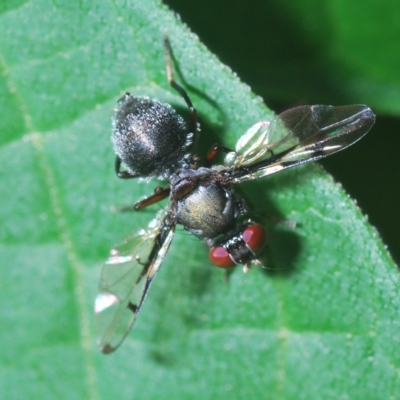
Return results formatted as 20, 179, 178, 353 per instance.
223, 105, 375, 184
94, 211, 175, 354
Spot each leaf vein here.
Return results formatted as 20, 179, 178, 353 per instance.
29, 133, 99, 400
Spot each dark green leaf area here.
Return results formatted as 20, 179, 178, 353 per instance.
165, 0, 400, 115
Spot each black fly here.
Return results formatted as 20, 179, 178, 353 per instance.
94, 37, 375, 354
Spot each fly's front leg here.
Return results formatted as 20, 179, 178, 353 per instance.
164, 36, 198, 150
115, 156, 140, 179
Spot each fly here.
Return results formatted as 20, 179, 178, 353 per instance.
94, 37, 375, 353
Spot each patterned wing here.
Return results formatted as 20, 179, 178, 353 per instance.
223, 105, 375, 184
94, 211, 175, 353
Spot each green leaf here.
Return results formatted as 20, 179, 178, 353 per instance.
1, 1, 399, 399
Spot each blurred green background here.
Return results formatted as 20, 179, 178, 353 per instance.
164, 0, 400, 264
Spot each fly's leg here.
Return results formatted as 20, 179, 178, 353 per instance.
113, 186, 171, 212
115, 156, 140, 179
204, 144, 235, 167
164, 36, 198, 155
134, 186, 171, 210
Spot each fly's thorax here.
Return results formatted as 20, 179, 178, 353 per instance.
170, 168, 238, 239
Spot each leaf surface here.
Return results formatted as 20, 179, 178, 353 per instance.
0, 1, 399, 399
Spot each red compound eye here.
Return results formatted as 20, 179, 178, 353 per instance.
209, 246, 235, 268
242, 224, 266, 253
